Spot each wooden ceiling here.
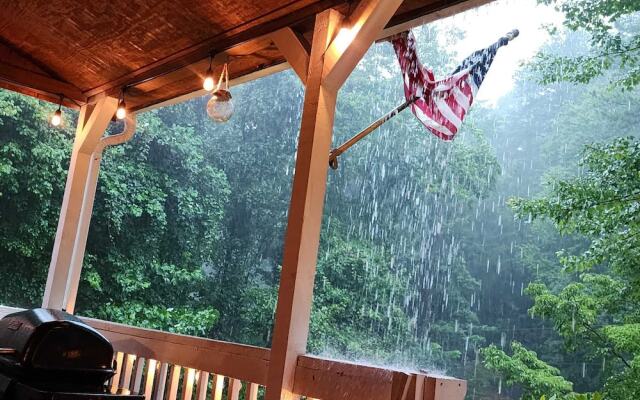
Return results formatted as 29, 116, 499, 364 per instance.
0, 0, 490, 112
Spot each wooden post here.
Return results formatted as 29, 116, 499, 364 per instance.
42, 96, 118, 310
62, 148, 102, 313
266, 1, 401, 399
265, 9, 342, 400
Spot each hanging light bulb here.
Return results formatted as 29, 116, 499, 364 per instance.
206, 63, 234, 122
50, 96, 63, 127
51, 107, 62, 127
116, 89, 127, 120
116, 101, 126, 119
203, 54, 215, 91
203, 74, 215, 92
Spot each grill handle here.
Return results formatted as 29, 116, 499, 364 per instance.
0, 348, 15, 355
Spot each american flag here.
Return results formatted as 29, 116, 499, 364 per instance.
392, 31, 511, 140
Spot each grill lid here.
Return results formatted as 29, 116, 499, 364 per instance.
0, 308, 115, 391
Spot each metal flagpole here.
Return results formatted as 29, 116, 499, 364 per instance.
328, 29, 519, 170
329, 96, 418, 169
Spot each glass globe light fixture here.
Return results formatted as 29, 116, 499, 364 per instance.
206, 63, 234, 122
207, 89, 234, 122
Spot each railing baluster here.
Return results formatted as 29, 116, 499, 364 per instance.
121, 354, 136, 391
211, 374, 224, 400
196, 371, 209, 400
132, 356, 145, 394
144, 359, 157, 400
111, 352, 125, 394
245, 383, 259, 400
154, 362, 169, 400
181, 368, 195, 400
227, 378, 241, 400
166, 365, 182, 400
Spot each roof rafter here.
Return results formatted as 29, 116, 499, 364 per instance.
0, 61, 86, 106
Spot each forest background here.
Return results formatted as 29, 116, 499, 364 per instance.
1, 0, 638, 398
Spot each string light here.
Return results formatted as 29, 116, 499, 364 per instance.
116, 89, 127, 120
50, 96, 63, 127
203, 54, 215, 92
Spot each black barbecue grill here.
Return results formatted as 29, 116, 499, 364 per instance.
0, 308, 143, 399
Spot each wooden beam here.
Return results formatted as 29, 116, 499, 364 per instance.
293, 355, 467, 400
294, 355, 400, 400
322, 0, 403, 92
271, 28, 310, 84
0, 61, 86, 104
84, 317, 271, 387
134, 62, 291, 114
423, 374, 468, 400
42, 97, 118, 311
0, 81, 80, 109
84, 37, 269, 105
379, 0, 496, 40
265, 8, 343, 400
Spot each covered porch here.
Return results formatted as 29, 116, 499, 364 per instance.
0, 1, 490, 399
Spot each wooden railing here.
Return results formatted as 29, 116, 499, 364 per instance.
0, 306, 466, 400
85, 317, 268, 400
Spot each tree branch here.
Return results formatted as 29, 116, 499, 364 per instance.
580, 320, 631, 369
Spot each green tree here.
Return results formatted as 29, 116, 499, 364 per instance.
533, 0, 640, 89
0, 90, 229, 337
482, 341, 573, 399
506, 138, 640, 399
0, 91, 69, 307
78, 110, 230, 336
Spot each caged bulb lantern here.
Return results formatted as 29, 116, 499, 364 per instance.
206, 63, 234, 122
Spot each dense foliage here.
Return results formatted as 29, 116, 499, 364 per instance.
533, 0, 640, 89
504, 138, 640, 400
1, 1, 639, 399
482, 341, 573, 399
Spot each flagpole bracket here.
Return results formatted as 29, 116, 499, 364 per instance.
329, 150, 340, 170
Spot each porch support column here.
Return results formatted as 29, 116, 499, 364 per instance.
266, 1, 401, 399
42, 96, 119, 311
270, 28, 310, 85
